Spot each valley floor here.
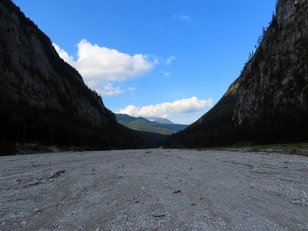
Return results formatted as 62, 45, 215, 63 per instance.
0, 149, 307, 231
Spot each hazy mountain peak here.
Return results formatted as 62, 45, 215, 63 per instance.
146, 117, 174, 124
116, 114, 187, 135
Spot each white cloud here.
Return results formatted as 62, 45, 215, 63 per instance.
53, 40, 154, 96
127, 87, 136, 92
165, 56, 176, 65
119, 97, 212, 118
174, 14, 191, 22
75, 40, 153, 81
53, 43, 75, 65
162, 71, 171, 77
85, 81, 124, 97
100, 83, 124, 96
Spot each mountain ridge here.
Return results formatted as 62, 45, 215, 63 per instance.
167, 0, 308, 147
116, 114, 187, 135
0, 0, 160, 154
146, 117, 175, 125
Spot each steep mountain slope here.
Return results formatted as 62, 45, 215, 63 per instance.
168, 0, 308, 147
0, 0, 155, 154
116, 114, 187, 135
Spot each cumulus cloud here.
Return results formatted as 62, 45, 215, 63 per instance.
75, 40, 153, 81
53, 43, 75, 65
53, 40, 154, 96
119, 97, 212, 118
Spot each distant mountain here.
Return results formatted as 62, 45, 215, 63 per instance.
0, 0, 161, 154
146, 117, 174, 124
116, 114, 187, 135
167, 0, 308, 147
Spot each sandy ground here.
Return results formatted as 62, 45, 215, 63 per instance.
0, 149, 307, 231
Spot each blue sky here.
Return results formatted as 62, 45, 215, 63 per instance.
14, 0, 276, 124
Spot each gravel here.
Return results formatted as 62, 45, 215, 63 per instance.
0, 149, 307, 231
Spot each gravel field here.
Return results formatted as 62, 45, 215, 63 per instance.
0, 149, 307, 231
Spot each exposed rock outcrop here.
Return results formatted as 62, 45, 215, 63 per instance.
0, 0, 159, 153
0, 0, 113, 127
168, 0, 308, 147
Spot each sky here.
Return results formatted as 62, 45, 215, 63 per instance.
14, 0, 276, 124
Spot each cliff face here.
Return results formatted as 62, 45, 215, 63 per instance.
0, 0, 114, 127
169, 0, 308, 147
233, 0, 308, 128
0, 0, 157, 153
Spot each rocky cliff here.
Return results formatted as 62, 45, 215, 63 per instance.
168, 0, 308, 147
0, 0, 155, 153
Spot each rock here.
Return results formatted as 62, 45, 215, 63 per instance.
152, 214, 166, 218
173, 190, 182, 194
33, 208, 41, 214
291, 198, 308, 207
168, 0, 308, 147
49, 170, 66, 179
0, 0, 157, 152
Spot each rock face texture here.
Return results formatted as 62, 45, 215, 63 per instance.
0, 0, 153, 153
169, 0, 308, 147
0, 0, 113, 127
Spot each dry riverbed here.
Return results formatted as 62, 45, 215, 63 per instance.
0, 149, 307, 231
